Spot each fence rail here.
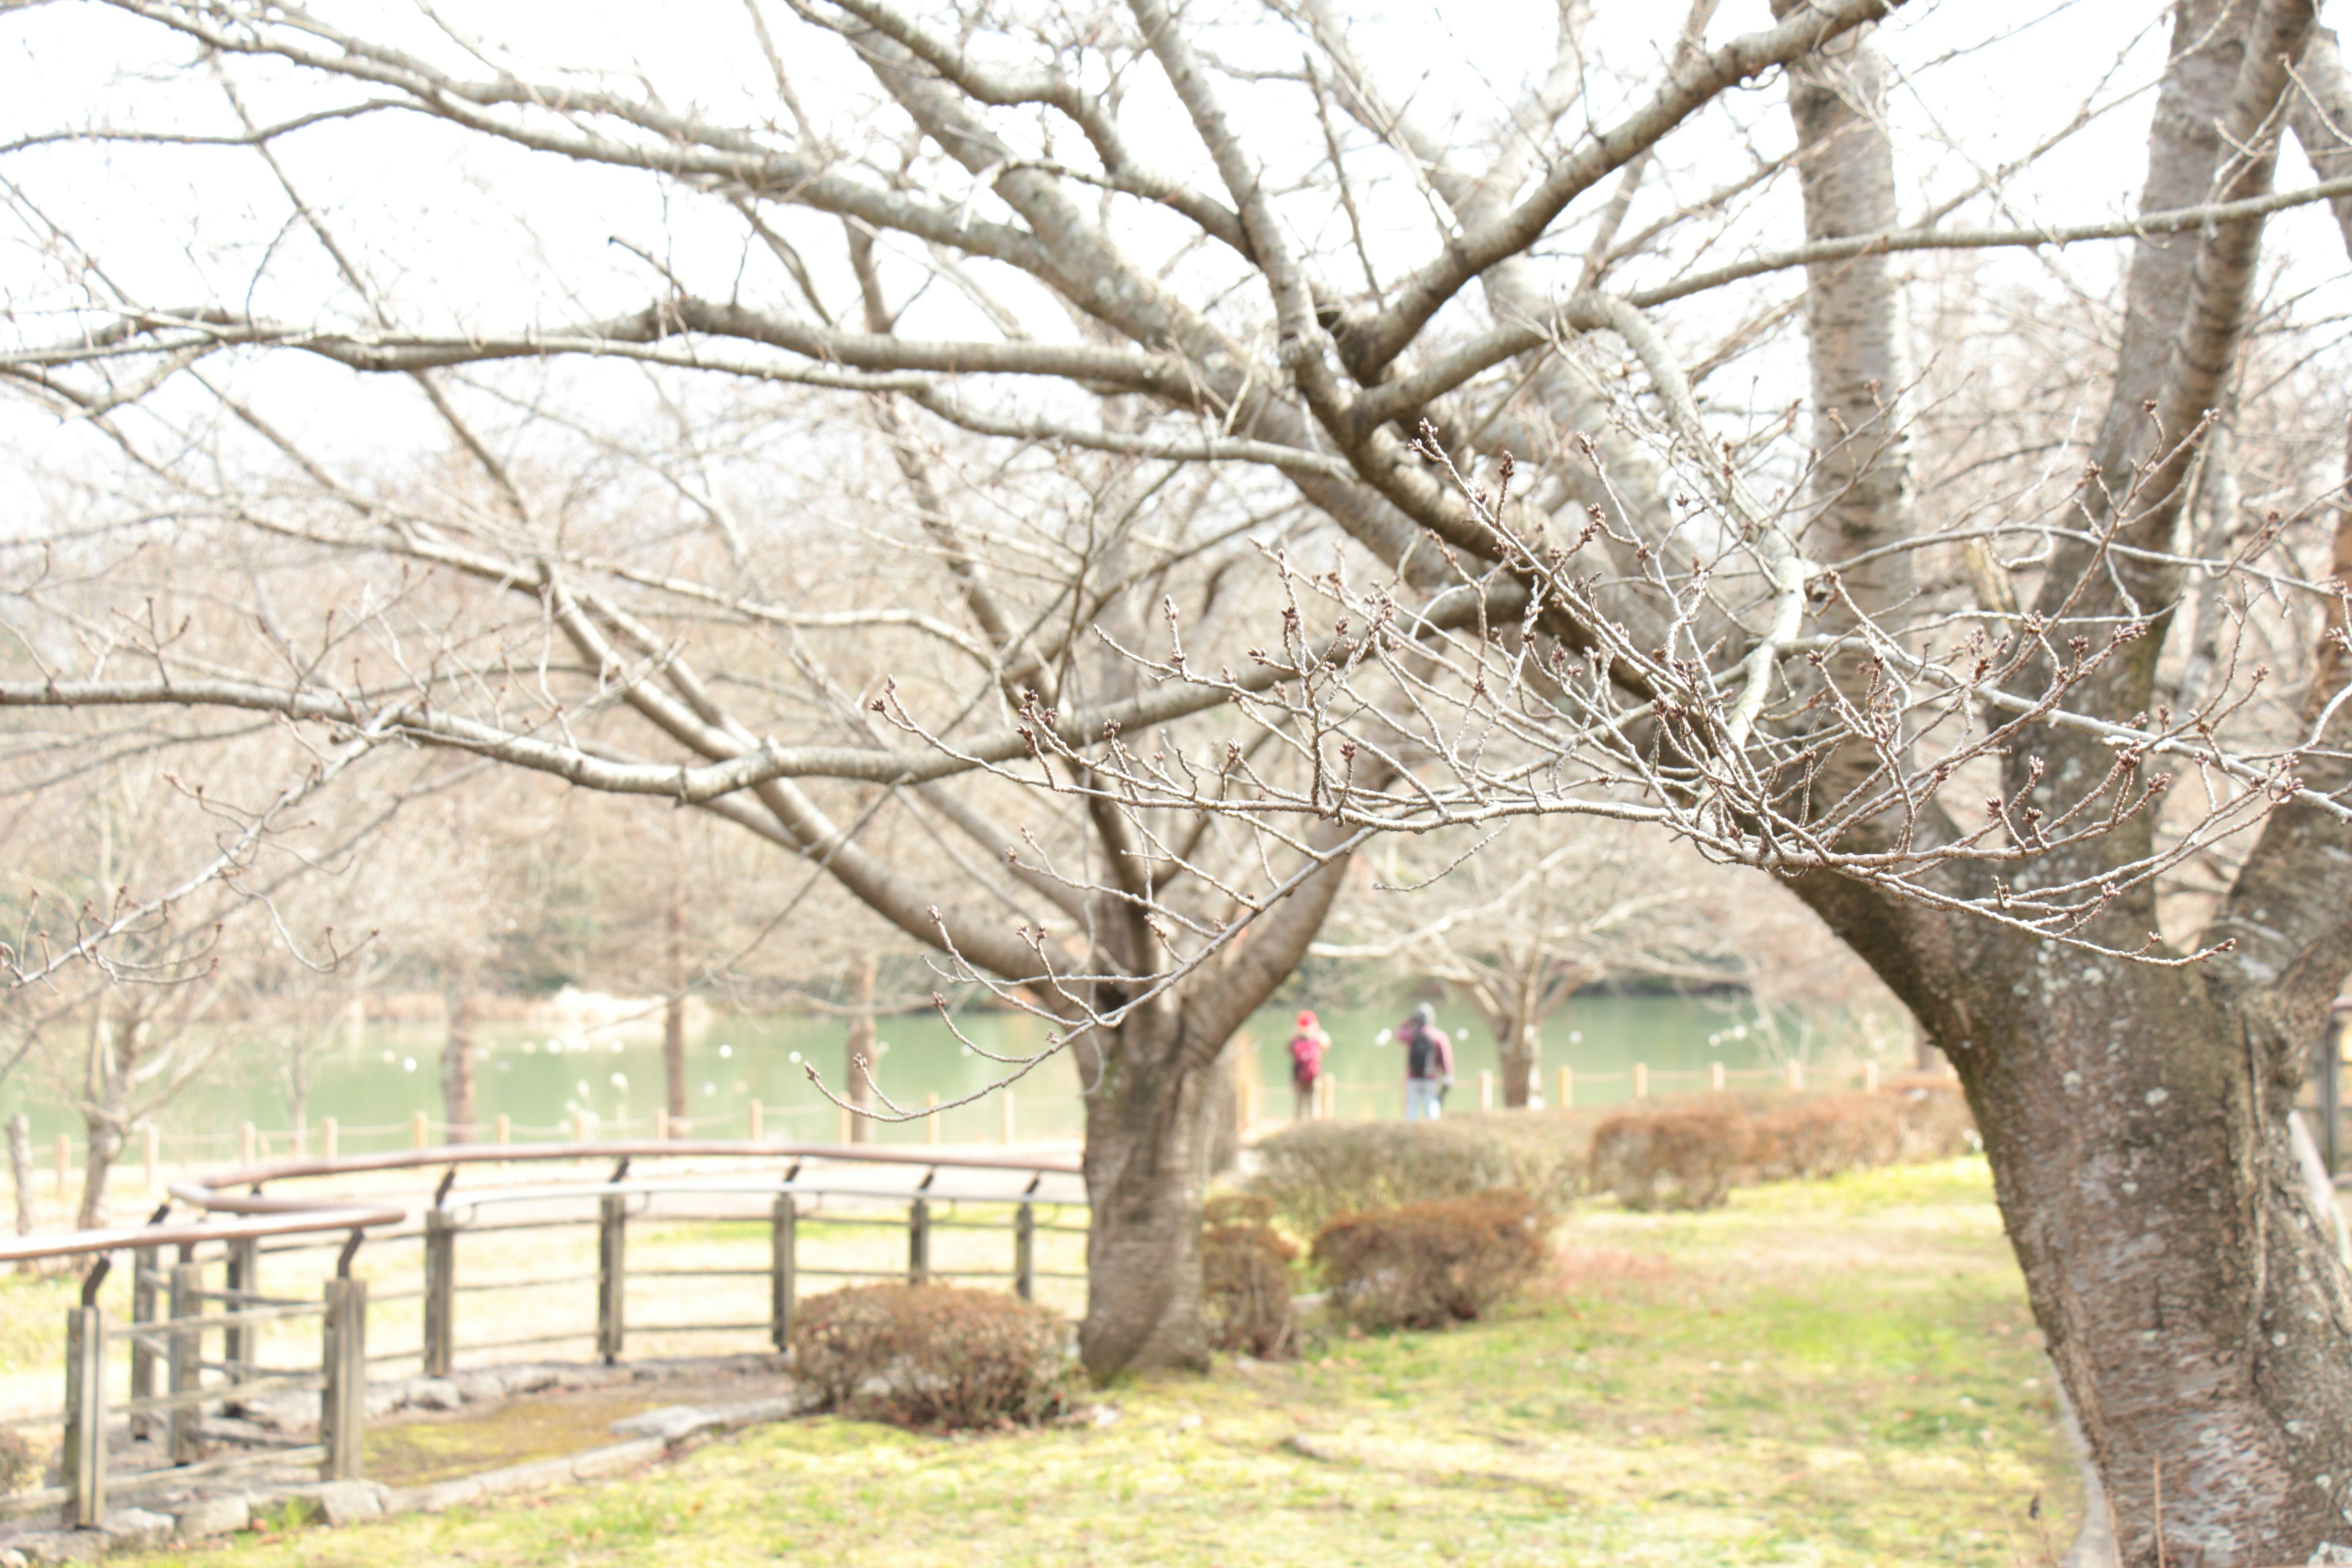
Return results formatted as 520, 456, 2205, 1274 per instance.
1, 1142, 1084, 1534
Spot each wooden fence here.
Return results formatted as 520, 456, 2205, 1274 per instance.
0, 1144, 1085, 1531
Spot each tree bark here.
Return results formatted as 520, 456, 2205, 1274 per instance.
1774, 6, 2350, 1560
7, 1114, 32, 1240
75, 1121, 121, 1232
1073, 791, 1378, 1376
441, 982, 479, 1144
1496, 964, 1545, 1109
845, 953, 878, 1145
1819, 891, 2352, 1567
76, 1007, 138, 1230
1076, 999, 1218, 1374
663, 870, 688, 1133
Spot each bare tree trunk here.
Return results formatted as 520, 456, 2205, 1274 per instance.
441, 982, 479, 1144
75, 1114, 122, 1231
8, 1113, 35, 1242
1204, 1039, 1242, 1175
844, 953, 878, 1145
1077, 1001, 1218, 1376
1496, 965, 1545, 1109
1805, 874, 2352, 1565
1496, 1009, 1542, 1109
663, 872, 688, 1132
77, 1007, 134, 1229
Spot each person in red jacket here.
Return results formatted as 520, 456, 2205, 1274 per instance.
1287, 1009, 1330, 1121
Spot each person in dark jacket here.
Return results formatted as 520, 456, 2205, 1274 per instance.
1397, 1001, 1453, 1121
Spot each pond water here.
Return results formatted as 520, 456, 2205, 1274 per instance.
7, 989, 1904, 1159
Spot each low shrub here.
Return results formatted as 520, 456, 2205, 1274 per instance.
788, 1282, 1080, 1430
1251, 1117, 1581, 1237
1201, 1193, 1298, 1358
1310, 1190, 1551, 1330
0, 1430, 32, 1495
1590, 1080, 1976, 1210
1588, 1098, 1754, 1211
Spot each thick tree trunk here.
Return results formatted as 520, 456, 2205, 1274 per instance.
1204, 1041, 1242, 1176
1077, 1000, 1220, 1376
1806, 870, 2352, 1567
845, 954, 878, 1145
441, 984, 479, 1144
1966, 971, 2350, 1564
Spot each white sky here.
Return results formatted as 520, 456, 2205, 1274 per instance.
0, 0, 2344, 516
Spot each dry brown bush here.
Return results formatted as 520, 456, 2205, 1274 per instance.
1587, 1099, 1756, 1211
787, 1283, 1080, 1430
1200, 1193, 1298, 1359
1310, 1191, 1551, 1331
1589, 1081, 1977, 1210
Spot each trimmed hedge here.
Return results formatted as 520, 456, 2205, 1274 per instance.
788, 1283, 1080, 1429
1310, 1190, 1550, 1330
1249, 1079, 1975, 1227
1249, 1116, 1582, 1237
1590, 1079, 1974, 1210
1201, 1193, 1298, 1358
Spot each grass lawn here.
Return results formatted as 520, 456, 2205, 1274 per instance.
111, 1156, 2076, 1567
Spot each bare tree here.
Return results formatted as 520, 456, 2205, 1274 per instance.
6, 6, 2352, 1555
1, 742, 401, 1224
1313, 821, 1738, 1106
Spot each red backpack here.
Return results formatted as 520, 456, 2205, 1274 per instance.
1289, 1031, 1323, 1077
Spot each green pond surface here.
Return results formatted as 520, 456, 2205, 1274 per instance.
7, 990, 1902, 1159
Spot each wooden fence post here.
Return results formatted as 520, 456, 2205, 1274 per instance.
836, 1102, 851, 1144
1711, 1061, 1727, 1092
130, 1243, 159, 1442
321, 1275, 368, 1480
748, 1099, 764, 1142
1632, 1061, 1649, 1101
224, 1236, 258, 1378
143, 1125, 160, 1191
573, 1111, 591, 1144
322, 1117, 338, 1161
908, 1199, 931, 1284
1786, 1060, 1805, 1091
54, 1134, 69, 1199
653, 1108, 669, 1142
63, 1298, 105, 1528
167, 1259, 202, 1464
423, 1208, 456, 1378
1319, 1074, 1337, 1119
769, 1196, 796, 1351
1557, 1066, 1573, 1108
411, 1110, 430, 1150
494, 1114, 511, 1145
597, 1192, 627, 1365
1479, 1070, 1494, 1112
1014, 1203, 1036, 1303
239, 1122, 257, 1166
1863, 1060, 1880, 1092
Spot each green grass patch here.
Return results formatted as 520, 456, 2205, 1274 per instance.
115, 1157, 2075, 1567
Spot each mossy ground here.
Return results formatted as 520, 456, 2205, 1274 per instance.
105, 1156, 2077, 1567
